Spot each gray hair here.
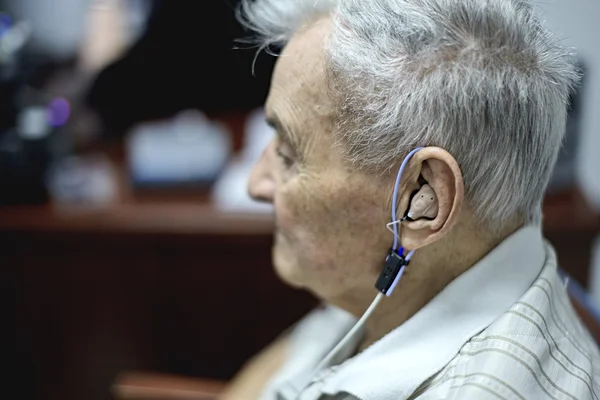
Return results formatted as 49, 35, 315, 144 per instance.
239, 0, 580, 226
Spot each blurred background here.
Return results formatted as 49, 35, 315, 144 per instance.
0, 1, 598, 399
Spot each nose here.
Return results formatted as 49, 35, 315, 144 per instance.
248, 140, 276, 203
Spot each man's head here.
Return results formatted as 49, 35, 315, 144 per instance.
244, 0, 579, 311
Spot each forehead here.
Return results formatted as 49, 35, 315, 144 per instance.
266, 18, 333, 129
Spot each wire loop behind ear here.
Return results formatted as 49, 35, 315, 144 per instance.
379, 147, 423, 296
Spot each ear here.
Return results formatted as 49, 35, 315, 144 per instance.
395, 147, 464, 250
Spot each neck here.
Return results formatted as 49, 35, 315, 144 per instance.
358, 260, 461, 352
355, 221, 516, 352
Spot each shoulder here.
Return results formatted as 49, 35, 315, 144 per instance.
291, 305, 357, 343
259, 305, 357, 399
416, 267, 600, 400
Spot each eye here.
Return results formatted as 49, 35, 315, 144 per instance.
275, 146, 295, 168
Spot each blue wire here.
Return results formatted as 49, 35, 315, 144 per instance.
385, 148, 422, 296
391, 147, 423, 252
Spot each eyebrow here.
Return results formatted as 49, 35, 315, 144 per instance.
266, 114, 299, 150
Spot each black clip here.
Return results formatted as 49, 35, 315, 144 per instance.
375, 248, 410, 294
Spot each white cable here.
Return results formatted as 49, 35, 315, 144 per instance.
314, 292, 385, 372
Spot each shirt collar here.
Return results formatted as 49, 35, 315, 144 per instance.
321, 225, 547, 400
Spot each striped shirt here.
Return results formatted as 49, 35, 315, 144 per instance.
260, 226, 600, 400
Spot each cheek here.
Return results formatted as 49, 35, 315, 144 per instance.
274, 178, 333, 266
275, 174, 388, 272
273, 192, 296, 234
273, 178, 314, 244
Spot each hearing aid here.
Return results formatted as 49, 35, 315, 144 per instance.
406, 184, 438, 220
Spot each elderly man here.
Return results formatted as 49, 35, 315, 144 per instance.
222, 0, 599, 399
